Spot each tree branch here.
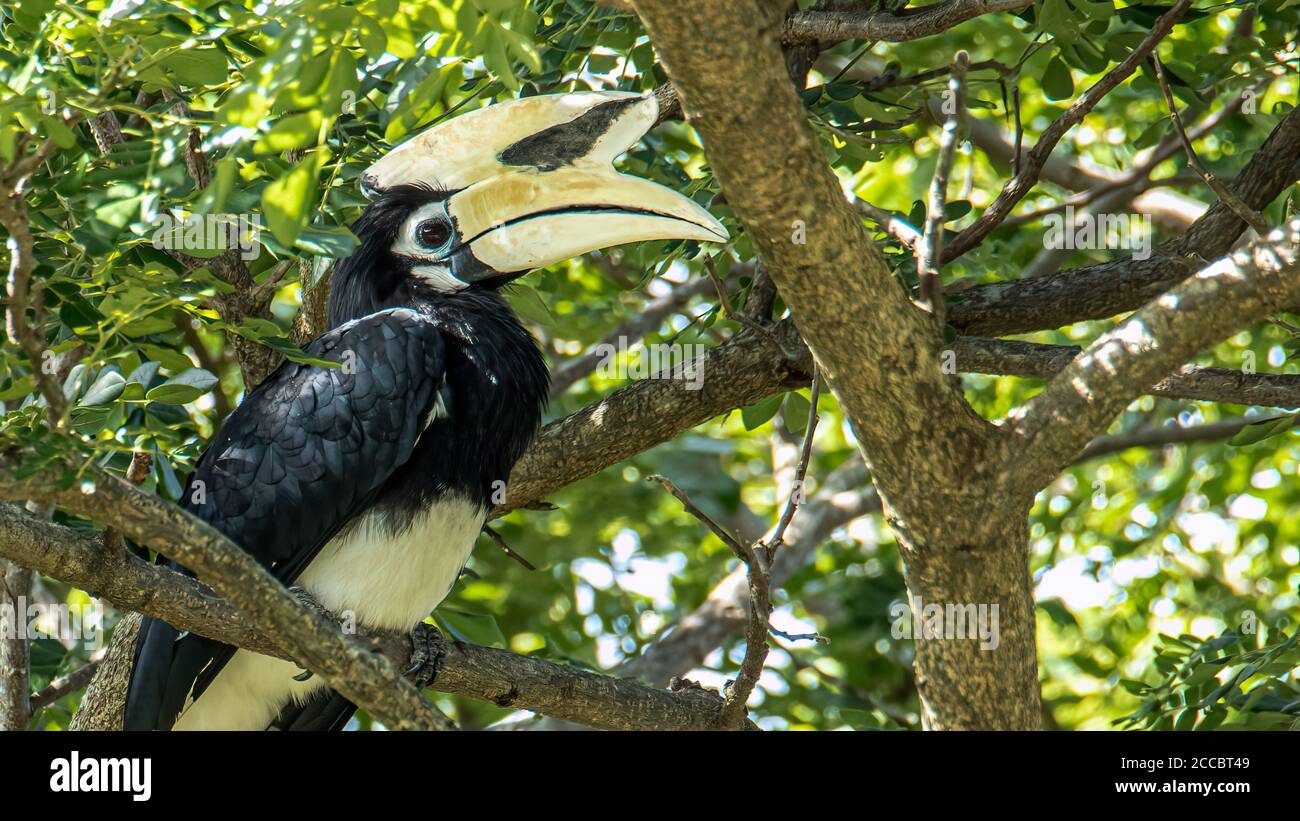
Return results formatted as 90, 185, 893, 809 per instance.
1007, 220, 1300, 497
942, 0, 1192, 262
782, 0, 1035, 46
950, 336, 1300, 408
1, 138, 65, 423
1073, 417, 1258, 463
0, 458, 452, 731
31, 657, 102, 711
917, 51, 969, 318
0, 501, 735, 731
0, 557, 32, 730
1151, 55, 1272, 236
634, 0, 1001, 550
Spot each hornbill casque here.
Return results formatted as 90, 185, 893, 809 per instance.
123, 91, 727, 730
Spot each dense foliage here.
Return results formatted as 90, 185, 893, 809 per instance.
2, 0, 1298, 730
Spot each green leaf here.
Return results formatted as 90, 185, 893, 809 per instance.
139, 344, 197, 373
741, 394, 783, 431
160, 48, 229, 86
0, 376, 34, 401
1229, 414, 1296, 446
1038, 598, 1078, 629
826, 82, 860, 101
482, 24, 518, 91
783, 391, 811, 435
154, 450, 185, 501
255, 111, 325, 155
13, 0, 55, 30
295, 225, 358, 258
507, 283, 555, 326
234, 317, 283, 340
146, 368, 219, 404
1196, 709, 1228, 731
80, 368, 126, 407
1042, 56, 1074, 102
261, 152, 327, 247
944, 200, 972, 221
39, 115, 77, 150
70, 405, 113, 435
435, 609, 507, 648
254, 335, 341, 369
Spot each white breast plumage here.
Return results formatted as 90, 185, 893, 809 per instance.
173, 495, 485, 730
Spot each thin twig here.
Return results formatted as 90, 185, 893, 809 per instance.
482, 526, 537, 571
646, 472, 769, 728
30, 656, 103, 710
1011, 82, 1023, 176
646, 475, 749, 561
856, 198, 921, 248
723, 540, 769, 728
769, 625, 827, 644
704, 257, 779, 339
1151, 55, 1272, 237
1073, 416, 1260, 463
1, 138, 65, 423
1002, 82, 1258, 229
917, 50, 969, 320
862, 59, 1010, 93
941, 0, 1192, 262
766, 368, 822, 555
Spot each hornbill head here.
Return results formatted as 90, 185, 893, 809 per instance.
329, 91, 727, 327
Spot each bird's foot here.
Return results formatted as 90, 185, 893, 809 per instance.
405, 622, 447, 688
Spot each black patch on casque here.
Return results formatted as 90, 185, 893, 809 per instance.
498, 97, 639, 171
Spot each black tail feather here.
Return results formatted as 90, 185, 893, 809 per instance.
269, 689, 357, 731
124, 616, 221, 730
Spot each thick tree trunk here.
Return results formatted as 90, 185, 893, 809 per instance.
633, 0, 1045, 729
897, 510, 1040, 729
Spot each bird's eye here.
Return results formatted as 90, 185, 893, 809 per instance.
415, 219, 453, 251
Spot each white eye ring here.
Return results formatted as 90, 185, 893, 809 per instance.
393, 201, 458, 261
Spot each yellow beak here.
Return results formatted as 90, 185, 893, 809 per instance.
362, 91, 727, 273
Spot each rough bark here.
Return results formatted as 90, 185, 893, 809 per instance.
1010, 222, 1300, 497
0, 502, 735, 731
67, 613, 140, 731
0, 558, 32, 730
0, 464, 452, 731
634, 0, 1039, 728
949, 103, 1300, 337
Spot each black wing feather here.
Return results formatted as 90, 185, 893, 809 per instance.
125, 308, 445, 730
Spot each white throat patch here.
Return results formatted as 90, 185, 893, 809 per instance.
410, 263, 468, 293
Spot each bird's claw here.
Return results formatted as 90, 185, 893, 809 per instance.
404, 622, 447, 688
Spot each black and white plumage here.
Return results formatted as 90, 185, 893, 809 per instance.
124, 91, 726, 730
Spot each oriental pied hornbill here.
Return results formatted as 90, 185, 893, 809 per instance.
124, 91, 727, 730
